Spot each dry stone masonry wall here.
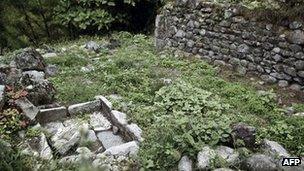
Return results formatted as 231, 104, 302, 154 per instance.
155, 0, 304, 90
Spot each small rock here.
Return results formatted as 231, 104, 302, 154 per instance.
15, 97, 39, 120
288, 30, 304, 45
289, 21, 302, 30
45, 65, 58, 77
178, 156, 192, 171
196, 146, 216, 170
231, 123, 256, 148
213, 168, 234, 171
243, 154, 277, 171
260, 75, 277, 84
97, 131, 125, 149
85, 41, 100, 52
113, 126, 119, 135
21, 70, 45, 84
42, 53, 57, 58
294, 112, 304, 117
290, 84, 302, 91
95, 95, 112, 113
278, 80, 289, 88
22, 133, 53, 160
43, 122, 65, 136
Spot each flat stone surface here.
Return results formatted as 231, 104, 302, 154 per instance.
15, 97, 39, 120
37, 106, 67, 123
178, 156, 193, 171
43, 122, 65, 136
97, 131, 125, 149
126, 124, 143, 142
262, 139, 290, 158
68, 100, 101, 116
51, 125, 81, 155
89, 112, 112, 131
102, 141, 139, 157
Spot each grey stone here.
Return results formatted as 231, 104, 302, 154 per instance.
238, 44, 249, 54
278, 80, 289, 88
111, 110, 128, 126
272, 47, 281, 54
284, 66, 297, 77
214, 60, 226, 66
243, 154, 277, 171
298, 71, 304, 78
21, 70, 45, 84
288, 30, 304, 45
215, 146, 239, 165
196, 146, 216, 170
187, 40, 195, 48
102, 141, 139, 157
15, 48, 46, 71
213, 169, 234, 171
42, 53, 57, 58
126, 123, 143, 142
231, 123, 256, 148
51, 125, 81, 155
45, 64, 58, 77
176, 30, 186, 38
290, 21, 302, 30
15, 97, 39, 120
178, 156, 192, 171
68, 100, 101, 116
290, 84, 302, 91
262, 139, 290, 158
295, 60, 304, 70
89, 112, 112, 131
85, 41, 100, 52
273, 54, 282, 62
0, 72, 7, 85
37, 106, 67, 124
0, 85, 5, 111
260, 75, 277, 84
97, 131, 125, 149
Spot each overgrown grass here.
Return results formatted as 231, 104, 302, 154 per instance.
3, 32, 304, 170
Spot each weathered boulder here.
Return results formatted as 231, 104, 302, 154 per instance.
45, 64, 58, 77
15, 48, 46, 71
243, 154, 277, 171
262, 139, 290, 158
20, 70, 45, 85
196, 146, 216, 170
178, 155, 193, 171
231, 123, 256, 148
15, 97, 39, 121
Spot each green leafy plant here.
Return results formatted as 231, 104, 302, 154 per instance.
0, 109, 24, 140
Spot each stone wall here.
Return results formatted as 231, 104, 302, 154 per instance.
155, 0, 304, 89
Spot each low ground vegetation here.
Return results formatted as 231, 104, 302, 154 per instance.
1, 32, 304, 170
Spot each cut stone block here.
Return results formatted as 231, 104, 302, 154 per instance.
97, 131, 125, 149
37, 106, 67, 123
111, 110, 128, 126
15, 97, 39, 120
102, 141, 139, 157
126, 123, 143, 142
95, 95, 112, 114
68, 100, 101, 116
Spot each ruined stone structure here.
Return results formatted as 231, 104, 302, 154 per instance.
155, 0, 304, 90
